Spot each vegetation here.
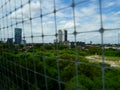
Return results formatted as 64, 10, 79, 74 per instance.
0, 43, 120, 90
104, 56, 120, 61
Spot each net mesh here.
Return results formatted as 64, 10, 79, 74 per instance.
0, 0, 120, 90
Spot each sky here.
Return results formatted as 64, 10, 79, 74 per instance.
0, 0, 120, 44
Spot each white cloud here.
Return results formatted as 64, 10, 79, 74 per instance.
9, 1, 40, 19
105, 2, 115, 8
114, 11, 120, 16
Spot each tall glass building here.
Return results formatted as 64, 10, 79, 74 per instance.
58, 30, 63, 43
64, 30, 67, 41
14, 28, 22, 44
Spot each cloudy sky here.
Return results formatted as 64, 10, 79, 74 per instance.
0, 0, 120, 44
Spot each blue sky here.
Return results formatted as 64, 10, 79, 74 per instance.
0, 0, 120, 44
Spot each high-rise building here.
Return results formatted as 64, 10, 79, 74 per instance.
15, 28, 22, 44
118, 33, 120, 44
7, 38, 13, 44
58, 30, 63, 43
64, 30, 67, 41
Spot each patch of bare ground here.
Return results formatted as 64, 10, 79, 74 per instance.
86, 55, 120, 68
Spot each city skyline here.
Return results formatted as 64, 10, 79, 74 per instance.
0, 0, 120, 44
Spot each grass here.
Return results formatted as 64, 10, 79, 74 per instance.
105, 56, 120, 61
